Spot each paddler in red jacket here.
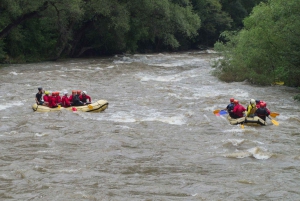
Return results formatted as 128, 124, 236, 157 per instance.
232, 100, 246, 119
43, 91, 50, 106
62, 91, 71, 107
55, 91, 62, 105
48, 92, 58, 108
69, 90, 77, 105
80, 91, 92, 104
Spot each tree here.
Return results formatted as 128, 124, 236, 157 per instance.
191, 0, 232, 47
214, 0, 300, 87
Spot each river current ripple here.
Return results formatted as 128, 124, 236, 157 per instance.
0, 51, 300, 200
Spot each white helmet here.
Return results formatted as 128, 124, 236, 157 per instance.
250, 99, 255, 104
64, 91, 68, 95
83, 91, 87, 94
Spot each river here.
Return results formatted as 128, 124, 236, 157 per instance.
0, 51, 300, 200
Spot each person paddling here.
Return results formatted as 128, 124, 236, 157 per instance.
72, 90, 84, 106
43, 91, 50, 106
48, 92, 58, 108
55, 91, 62, 106
246, 99, 257, 117
255, 101, 270, 121
62, 92, 71, 107
35, 87, 47, 106
232, 100, 246, 119
69, 90, 77, 105
226, 98, 235, 118
80, 91, 91, 105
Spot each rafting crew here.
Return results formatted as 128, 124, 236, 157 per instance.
35, 87, 48, 106
35, 88, 93, 108
231, 100, 246, 118
80, 91, 91, 104
226, 98, 271, 121
48, 92, 59, 108
62, 92, 71, 107
246, 99, 257, 117
72, 90, 84, 106
43, 91, 50, 106
255, 101, 270, 121
226, 98, 235, 118
55, 92, 62, 105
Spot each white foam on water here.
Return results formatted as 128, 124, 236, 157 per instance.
0, 101, 24, 111
37, 150, 54, 153
9, 71, 23, 75
226, 139, 245, 146
252, 140, 264, 145
34, 133, 48, 137
137, 70, 201, 82
106, 66, 114, 68
224, 147, 272, 159
80, 110, 186, 125
248, 147, 272, 160
70, 69, 85, 71
206, 49, 218, 54
143, 114, 186, 125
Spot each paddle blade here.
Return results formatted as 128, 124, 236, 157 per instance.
241, 124, 244, 129
213, 110, 220, 114
219, 110, 228, 115
58, 105, 61, 109
88, 104, 93, 110
270, 112, 279, 118
271, 119, 279, 126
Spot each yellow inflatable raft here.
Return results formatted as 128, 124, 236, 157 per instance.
227, 115, 266, 126
32, 100, 108, 112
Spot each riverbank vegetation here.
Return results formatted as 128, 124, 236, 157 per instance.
213, 0, 300, 99
0, 0, 261, 63
1, 0, 299, 98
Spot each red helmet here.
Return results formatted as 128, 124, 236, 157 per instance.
72, 90, 77, 95
77, 90, 81, 94
234, 100, 239, 104
230, 98, 234, 102
260, 102, 266, 108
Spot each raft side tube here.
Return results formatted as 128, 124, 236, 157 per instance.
227, 116, 266, 126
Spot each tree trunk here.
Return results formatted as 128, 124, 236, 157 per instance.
68, 21, 94, 57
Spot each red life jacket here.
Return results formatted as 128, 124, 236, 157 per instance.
48, 96, 57, 108
56, 96, 62, 103
43, 95, 49, 102
80, 95, 91, 103
62, 96, 71, 107
233, 104, 246, 117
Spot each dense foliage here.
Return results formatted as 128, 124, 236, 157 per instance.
0, 0, 262, 63
214, 0, 300, 95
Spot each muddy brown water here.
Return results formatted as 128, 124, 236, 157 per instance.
0, 51, 300, 200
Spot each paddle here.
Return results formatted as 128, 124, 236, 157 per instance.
88, 104, 93, 110
241, 124, 244, 129
268, 116, 279, 126
270, 112, 279, 118
213, 110, 220, 114
219, 110, 228, 115
213, 109, 228, 116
